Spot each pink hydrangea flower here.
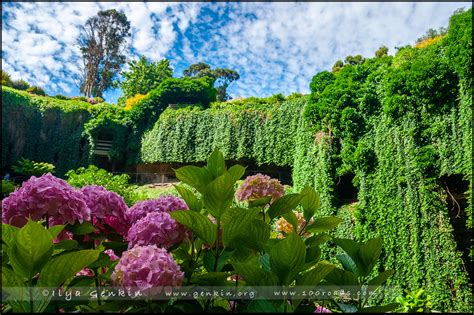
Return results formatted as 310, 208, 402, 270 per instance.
127, 211, 189, 249
80, 185, 129, 236
76, 268, 94, 278
111, 245, 184, 296
236, 173, 284, 204
104, 249, 119, 261
127, 195, 188, 224
314, 305, 332, 313
2, 173, 90, 227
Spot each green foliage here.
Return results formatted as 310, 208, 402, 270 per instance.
11, 79, 30, 91
1, 220, 101, 312
11, 158, 55, 177
183, 62, 240, 102
1, 86, 99, 176
26, 86, 46, 96
118, 56, 173, 99
66, 165, 140, 206
2, 179, 16, 198
395, 289, 433, 313
375, 46, 389, 58
156, 77, 217, 107
2, 70, 13, 87
169, 149, 392, 313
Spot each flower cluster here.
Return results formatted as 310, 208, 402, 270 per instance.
236, 173, 284, 204
127, 211, 188, 249
2, 173, 90, 227
275, 211, 314, 238
111, 245, 184, 295
80, 185, 129, 236
127, 195, 188, 223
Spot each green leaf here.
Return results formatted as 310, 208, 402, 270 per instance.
324, 268, 359, 286
299, 186, 320, 222
175, 166, 212, 194
206, 148, 226, 178
337, 254, 358, 274
222, 208, 260, 248
1, 223, 19, 247
174, 185, 202, 212
203, 172, 235, 218
368, 269, 395, 288
305, 217, 343, 233
227, 164, 246, 183
53, 240, 78, 251
48, 225, 65, 239
2, 266, 26, 287
357, 237, 383, 277
269, 232, 306, 284
297, 261, 336, 286
268, 193, 304, 220
332, 238, 361, 264
102, 241, 128, 256
9, 220, 53, 278
247, 300, 278, 313
170, 210, 216, 245
203, 250, 234, 272
248, 196, 272, 207
1, 267, 28, 313
88, 252, 115, 268
67, 222, 95, 235
231, 260, 278, 286
37, 249, 101, 288
190, 272, 230, 286
305, 245, 321, 265
358, 303, 400, 313
305, 233, 332, 246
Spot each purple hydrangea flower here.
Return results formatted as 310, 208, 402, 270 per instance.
2, 173, 90, 227
127, 211, 189, 249
111, 245, 184, 295
80, 185, 129, 236
236, 173, 284, 204
127, 195, 188, 224
314, 305, 332, 313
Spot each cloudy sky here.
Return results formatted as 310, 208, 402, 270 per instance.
1, 2, 470, 103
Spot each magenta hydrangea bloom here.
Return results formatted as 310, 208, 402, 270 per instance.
2, 173, 90, 227
314, 305, 332, 313
127, 195, 188, 224
236, 173, 284, 204
80, 185, 129, 236
111, 245, 184, 295
104, 249, 119, 261
127, 211, 189, 249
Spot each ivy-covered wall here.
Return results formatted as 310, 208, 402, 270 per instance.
1, 87, 94, 176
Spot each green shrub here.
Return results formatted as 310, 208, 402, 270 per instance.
1, 179, 16, 198
11, 79, 30, 90
66, 165, 140, 206
1, 70, 13, 87
26, 86, 46, 96
11, 158, 55, 177
54, 94, 70, 100
396, 289, 433, 313
156, 77, 216, 107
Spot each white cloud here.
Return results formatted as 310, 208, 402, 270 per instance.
1, 2, 470, 102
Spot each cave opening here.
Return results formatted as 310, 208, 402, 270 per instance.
439, 174, 472, 284
334, 173, 358, 206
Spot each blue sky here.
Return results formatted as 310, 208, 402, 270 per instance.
1, 2, 471, 104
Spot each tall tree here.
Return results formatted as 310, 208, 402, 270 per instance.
78, 9, 131, 98
118, 56, 173, 99
182, 63, 240, 102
